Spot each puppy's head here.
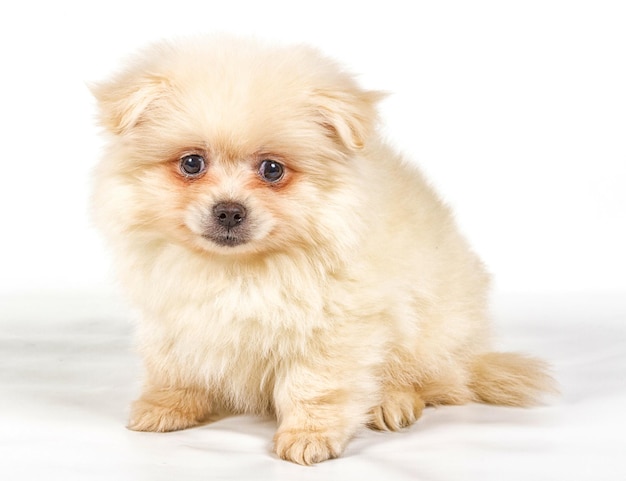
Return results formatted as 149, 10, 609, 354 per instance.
92, 36, 382, 263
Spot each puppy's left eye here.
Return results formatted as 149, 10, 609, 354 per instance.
258, 159, 284, 183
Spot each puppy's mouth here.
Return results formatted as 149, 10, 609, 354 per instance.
203, 229, 249, 247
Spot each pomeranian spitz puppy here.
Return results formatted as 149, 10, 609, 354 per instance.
91, 35, 554, 465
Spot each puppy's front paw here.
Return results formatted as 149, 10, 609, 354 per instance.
368, 388, 425, 431
273, 429, 344, 465
128, 398, 199, 432
127, 387, 212, 432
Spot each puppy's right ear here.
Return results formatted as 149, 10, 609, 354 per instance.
89, 74, 167, 135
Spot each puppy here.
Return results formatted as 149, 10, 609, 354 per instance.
91, 36, 554, 465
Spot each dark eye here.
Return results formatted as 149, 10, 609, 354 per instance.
258, 159, 284, 183
180, 154, 206, 177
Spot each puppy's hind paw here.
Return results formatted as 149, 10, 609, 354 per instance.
368, 388, 425, 431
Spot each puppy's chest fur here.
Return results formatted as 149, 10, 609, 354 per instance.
135, 248, 334, 410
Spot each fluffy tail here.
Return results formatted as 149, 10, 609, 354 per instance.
469, 352, 557, 406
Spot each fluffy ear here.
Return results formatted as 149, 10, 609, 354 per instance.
89, 74, 168, 135
314, 88, 385, 151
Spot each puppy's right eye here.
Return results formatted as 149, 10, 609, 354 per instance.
180, 154, 207, 177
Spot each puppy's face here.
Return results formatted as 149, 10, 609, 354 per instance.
92, 38, 381, 260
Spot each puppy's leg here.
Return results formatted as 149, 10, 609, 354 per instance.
367, 385, 425, 431
128, 384, 214, 432
273, 363, 376, 465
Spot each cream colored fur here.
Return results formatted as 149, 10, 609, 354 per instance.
91, 35, 555, 465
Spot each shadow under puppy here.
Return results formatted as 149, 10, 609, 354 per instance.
91, 36, 555, 465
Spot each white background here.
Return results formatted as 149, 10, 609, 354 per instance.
0, 0, 624, 296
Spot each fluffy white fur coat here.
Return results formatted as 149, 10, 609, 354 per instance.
92, 36, 554, 465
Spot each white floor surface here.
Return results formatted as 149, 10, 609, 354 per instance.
1, 291, 625, 480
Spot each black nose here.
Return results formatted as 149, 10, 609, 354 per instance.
213, 202, 247, 228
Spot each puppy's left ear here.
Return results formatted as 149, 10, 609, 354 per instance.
314, 88, 386, 151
